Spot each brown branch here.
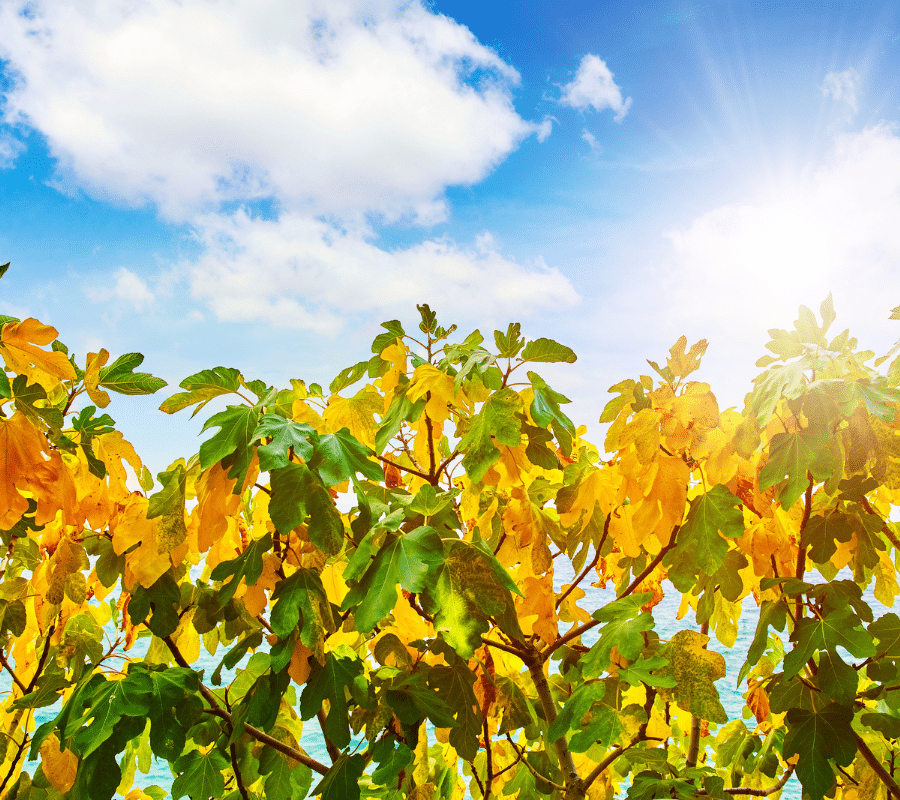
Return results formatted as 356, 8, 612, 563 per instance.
541, 618, 601, 660
617, 525, 681, 600
794, 474, 814, 619
524, 653, 583, 797
503, 735, 566, 792
0, 651, 26, 695
317, 708, 341, 763
855, 733, 900, 800
229, 741, 251, 800
423, 405, 437, 483
483, 715, 494, 798
0, 707, 33, 799
555, 514, 610, 611
25, 624, 56, 694
860, 497, 900, 551
163, 635, 329, 775
376, 454, 431, 482
481, 637, 528, 659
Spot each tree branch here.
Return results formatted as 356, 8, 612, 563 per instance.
376, 454, 431, 483
855, 733, 900, 800
617, 525, 680, 601
0, 650, 26, 695
317, 708, 340, 763
163, 635, 329, 775
523, 653, 583, 798
555, 514, 610, 610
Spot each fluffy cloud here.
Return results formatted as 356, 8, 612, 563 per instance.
663, 123, 900, 360
0, 0, 574, 326
559, 54, 631, 122
87, 267, 155, 311
186, 209, 579, 334
822, 68, 860, 112
0, 0, 545, 223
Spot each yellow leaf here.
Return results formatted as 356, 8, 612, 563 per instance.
666, 335, 708, 379
516, 575, 558, 645
0, 318, 76, 381
324, 385, 383, 449
195, 463, 243, 554
558, 468, 619, 532
0, 412, 50, 528
84, 349, 111, 408
238, 553, 281, 617
39, 733, 77, 793
380, 340, 407, 398
291, 399, 327, 432
95, 431, 144, 501
406, 364, 468, 425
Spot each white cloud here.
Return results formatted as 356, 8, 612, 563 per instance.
87, 267, 155, 311
0, 0, 543, 224
822, 68, 860, 112
581, 128, 601, 154
559, 54, 631, 122
185, 209, 580, 335
0, 130, 23, 169
0, 0, 571, 329
660, 123, 900, 388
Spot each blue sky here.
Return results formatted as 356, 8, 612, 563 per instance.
2, 0, 900, 480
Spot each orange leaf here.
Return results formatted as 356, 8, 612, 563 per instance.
0, 412, 50, 527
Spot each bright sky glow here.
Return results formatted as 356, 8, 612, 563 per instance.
1, 0, 900, 476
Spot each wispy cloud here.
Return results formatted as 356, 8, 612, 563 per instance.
558, 54, 631, 122
821, 67, 860, 112
86, 267, 155, 312
581, 128, 601, 155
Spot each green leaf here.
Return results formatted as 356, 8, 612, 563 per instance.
171, 747, 229, 800
371, 320, 405, 354
759, 426, 833, 509
97, 352, 166, 396
0, 263, 8, 279
330, 360, 369, 395
159, 366, 243, 417
739, 599, 788, 685
310, 753, 365, 800
746, 361, 808, 428
495, 675, 534, 735
425, 659, 481, 760
270, 567, 331, 648
342, 526, 444, 633
252, 414, 316, 472
259, 745, 312, 800
617, 655, 678, 688
816, 650, 857, 705
422, 540, 524, 658
459, 388, 523, 483
146, 463, 187, 554
803, 512, 854, 564
861, 711, 900, 739
657, 630, 727, 724
314, 428, 384, 485
783, 606, 876, 679
547, 681, 605, 741
783, 702, 855, 800
198, 405, 262, 491
663, 485, 744, 591
521, 337, 577, 363
209, 533, 272, 610
527, 372, 575, 435
870, 613, 900, 657
269, 462, 313, 533
494, 323, 524, 358
582, 594, 654, 678
299, 646, 364, 749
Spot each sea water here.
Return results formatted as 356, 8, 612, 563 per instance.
12, 555, 884, 799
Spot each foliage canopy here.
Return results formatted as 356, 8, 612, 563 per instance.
3, 263, 900, 800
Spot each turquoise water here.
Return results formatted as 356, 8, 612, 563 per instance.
14, 556, 884, 798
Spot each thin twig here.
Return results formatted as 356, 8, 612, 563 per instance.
555, 514, 610, 610
0, 651, 26, 695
